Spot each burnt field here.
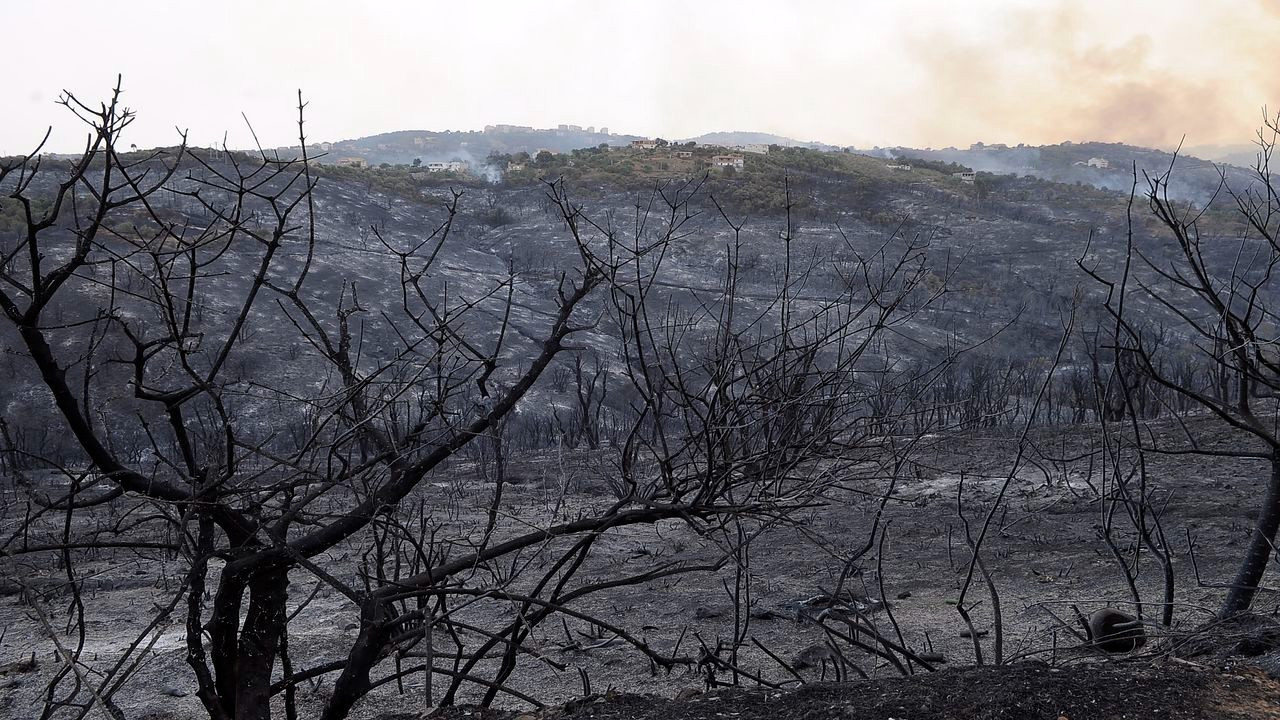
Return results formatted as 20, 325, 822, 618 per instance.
2, 414, 1279, 719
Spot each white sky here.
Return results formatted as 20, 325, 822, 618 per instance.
2, 0, 1277, 154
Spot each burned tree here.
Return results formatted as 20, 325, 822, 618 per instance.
1082, 114, 1280, 618
0, 84, 946, 720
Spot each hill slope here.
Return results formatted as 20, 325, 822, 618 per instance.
875, 141, 1257, 201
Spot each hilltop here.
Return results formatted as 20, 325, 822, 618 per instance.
677, 130, 837, 150
292, 126, 644, 168
275, 126, 1261, 205
1186, 141, 1264, 168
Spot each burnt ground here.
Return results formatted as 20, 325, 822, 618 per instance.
5, 412, 1280, 718
429, 661, 1280, 720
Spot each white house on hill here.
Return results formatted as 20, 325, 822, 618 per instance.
711, 154, 745, 170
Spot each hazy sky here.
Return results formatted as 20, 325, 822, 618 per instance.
3, 0, 1277, 154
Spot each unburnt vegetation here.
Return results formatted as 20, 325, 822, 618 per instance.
4, 86, 1280, 720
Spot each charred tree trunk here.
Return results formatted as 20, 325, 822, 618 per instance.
206, 567, 290, 720
210, 574, 247, 717
1222, 456, 1280, 617
320, 601, 394, 720
234, 570, 289, 720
